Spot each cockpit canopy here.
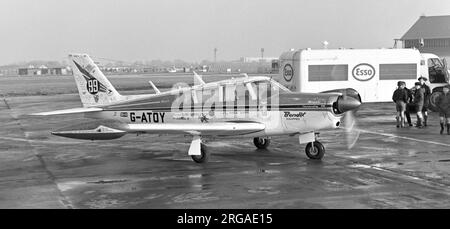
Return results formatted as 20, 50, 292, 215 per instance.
187, 77, 291, 104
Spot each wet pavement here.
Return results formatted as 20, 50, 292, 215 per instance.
1, 94, 450, 208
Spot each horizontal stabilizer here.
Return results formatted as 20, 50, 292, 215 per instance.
30, 107, 103, 116
51, 120, 128, 140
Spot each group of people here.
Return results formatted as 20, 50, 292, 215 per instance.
392, 76, 450, 134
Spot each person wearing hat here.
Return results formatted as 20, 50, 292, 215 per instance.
392, 81, 408, 128
403, 84, 414, 126
418, 76, 431, 126
435, 85, 450, 134
413, 82, 425, 128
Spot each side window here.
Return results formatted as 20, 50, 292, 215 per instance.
379, 64, 417, 80
235, 83, 248, 101
308, 65, 348, 81
223, 84, 236, 102
428, 58, 447, 83
192, 87, 222, 109
200, 88, 218, 111
253, 81, 272, 99
192, 89, 201, 104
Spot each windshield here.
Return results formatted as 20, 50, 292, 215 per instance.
428, 58, 448, 84
251, 79, 291, 98
269, 79, 291, 93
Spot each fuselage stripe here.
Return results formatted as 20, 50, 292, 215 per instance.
104, 104, 332, 111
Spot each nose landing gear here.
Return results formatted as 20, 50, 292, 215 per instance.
299, 132, 325, 160
305, 141, 325, 160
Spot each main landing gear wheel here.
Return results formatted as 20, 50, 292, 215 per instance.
253, 137, 270, 149
305, 141, 325, 160
191, 143, 210, 163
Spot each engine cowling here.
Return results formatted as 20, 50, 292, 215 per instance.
321, 88, 362, 103
321, 88, 362, 114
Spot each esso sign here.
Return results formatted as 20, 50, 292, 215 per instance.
352, 63, 375, 81
283, 64, 294, 82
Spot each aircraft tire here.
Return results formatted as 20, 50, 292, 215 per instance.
253, 137, 270, 149
305, 142, 325, 160
191, 143, 210, 163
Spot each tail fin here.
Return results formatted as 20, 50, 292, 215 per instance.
68, 54, 123, 107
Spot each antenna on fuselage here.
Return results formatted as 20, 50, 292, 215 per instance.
148, 81, 161, 94
240, 73, 249, 78
193, 71, 206, 86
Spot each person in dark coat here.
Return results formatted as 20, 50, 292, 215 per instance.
418, 76, 431, 126
435, 85, 450, 134
413, 82, 425, 128
392, 81, 408, 128
403, 85, 414, 126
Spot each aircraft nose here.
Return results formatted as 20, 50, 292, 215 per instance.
336, 95, 361, 113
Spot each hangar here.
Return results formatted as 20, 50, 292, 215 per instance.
398, 15, 450, 62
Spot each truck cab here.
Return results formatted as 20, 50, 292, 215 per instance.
420, 53, 449, 92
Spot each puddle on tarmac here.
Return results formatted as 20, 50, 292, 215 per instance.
171, 192, 219, 203
242, 169, 280, 175
87, 179, 128, 184
248, 186, 280, 195
57, 181, 85, 192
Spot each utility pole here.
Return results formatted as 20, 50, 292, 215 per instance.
260, 48, 264, 60
214, 48, 217, 62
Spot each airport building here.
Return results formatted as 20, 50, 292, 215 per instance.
18, 65, 72, 76
207, 61, 272, 74
239, 57, 278, 63
398, 15, 450, 62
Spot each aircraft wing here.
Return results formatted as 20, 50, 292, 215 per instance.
50, 120, 266, 140
30, 107, 103, 116
127, 122, 266, 136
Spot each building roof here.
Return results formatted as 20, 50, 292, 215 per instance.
401, 15, 450, 40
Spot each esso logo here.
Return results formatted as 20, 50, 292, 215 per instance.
283, 64, 294, 82
352, 63, 375, 81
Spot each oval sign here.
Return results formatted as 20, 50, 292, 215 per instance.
352, 63, 375, 81
283, 64, 294, 82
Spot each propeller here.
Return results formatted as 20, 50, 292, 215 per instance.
339, 90, 361, 149
342, 108, 361, 149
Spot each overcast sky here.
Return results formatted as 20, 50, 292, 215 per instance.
0, 0, 449, 64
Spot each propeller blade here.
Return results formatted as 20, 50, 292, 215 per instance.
340, 89, 361, 149
343, 111, 361, 149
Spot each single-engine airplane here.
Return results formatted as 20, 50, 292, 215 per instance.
32, 54, 361, 163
